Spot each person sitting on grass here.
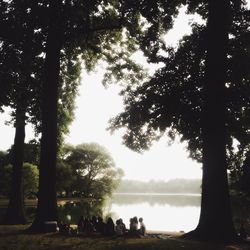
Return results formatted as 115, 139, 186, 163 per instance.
84, 217, 95, 235
77, 216, 85, 233
115, 219, 124, 236
57, 220, 73, 235
96, 216, 106, 235
119, 218, 127, 234
57, 220, 64, 232
239, 222, 247, 240
132, 217, 138, 231
105, 217, 115, 236
128, 217, 139, 236
138, 217, 146, 236
91, 216, 98, 230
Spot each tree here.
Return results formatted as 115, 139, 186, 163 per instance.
241, 155, 250, 198
0, 1, 14, 108
230, 151, 250, 199
1, 0, 82, 226
30, 0, 145, 232
30, 0, 63, 231
0, 0, 45, 224
56, 159, 75, 197
63, 143, 123, 199
23, 140, 40, 166
109, 1, 250, 241
0, 163, 38, 199
190, 0, 236, 241
0, 151, 9, 168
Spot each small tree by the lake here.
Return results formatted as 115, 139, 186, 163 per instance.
57, 143, 124, 200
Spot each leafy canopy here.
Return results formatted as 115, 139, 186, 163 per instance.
109, 3, 250, 165
58, 143, 124, 199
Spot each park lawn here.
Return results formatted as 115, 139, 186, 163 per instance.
0, 225, 249, 250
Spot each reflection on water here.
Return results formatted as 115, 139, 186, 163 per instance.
1, 193, 249, 233
104, 193, 201, 232
0, 193, 201, 232
58, 200, 104, 224
110, 193, 200, 207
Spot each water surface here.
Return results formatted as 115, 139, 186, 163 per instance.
104, 193, 201, 232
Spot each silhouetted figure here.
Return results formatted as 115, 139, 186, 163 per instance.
84, 217, 95, 235
106, 217, 115, 236
129, 217, 138, 232
239, 222, 247, 240
58, 221, 73, 235
115, 219, 124, 236
57, 220, 64, 232
77, 216, 85, 232
91, 215, 98, 230
129, 218, 133, 231
128, 216, 139, 237
139, 217, 146, 236
119, 218, 127, 234
65, 224, 72, 235
96, 216, 106, 235
115, 218, 127, 236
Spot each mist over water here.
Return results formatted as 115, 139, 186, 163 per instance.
104, 193, 201, 232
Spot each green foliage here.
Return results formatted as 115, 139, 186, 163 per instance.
230, 151, 250, 199
58, 200, 104, 225
56, 159, 75, 195
102, 30, 148, 87
57, 47, 82, 148
23, 140, 40, 166
109, 4, 250, 165
0, 141, 122, 200
0, 162, 38, 197
0, 0, 155, 148
7, 140, 40, 166
60, 143, 124, 199
22, 163, 39, 197
0, 0, 45, 115
0, 150, 10, 167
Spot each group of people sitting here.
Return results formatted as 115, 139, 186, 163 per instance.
57, 215, 146, 237
77, 216, 115, 236
129, 216, 146, 236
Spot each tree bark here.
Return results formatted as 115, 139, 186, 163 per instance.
29, 0, 63, 232
2, 106, 26, 224
184, 0, 237, 242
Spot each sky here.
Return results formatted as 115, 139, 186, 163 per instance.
64, 69, 202, 181
0, 6, 211, 181
64, 6, 203, 181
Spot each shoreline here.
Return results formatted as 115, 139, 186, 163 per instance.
147, 230, 184, 237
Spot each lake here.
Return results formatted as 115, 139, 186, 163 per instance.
1, 193, 249, 233
0, 193, 201, 232
103, 193, 201, 232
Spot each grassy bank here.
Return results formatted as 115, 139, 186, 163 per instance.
0, 225, 250, 250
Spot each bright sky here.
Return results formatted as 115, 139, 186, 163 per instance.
64, 6, 203, 181
64, 69, 202, 181
0, 6, 209, 181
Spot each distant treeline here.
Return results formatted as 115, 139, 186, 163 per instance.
115, 179, 201, 194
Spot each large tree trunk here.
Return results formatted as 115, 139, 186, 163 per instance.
184, 0, 237, 242
2, 1, 39, 225
29, 0, 63, 232
2, 106, 26, 224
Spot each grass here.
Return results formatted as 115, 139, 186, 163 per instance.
1, 225, 250, 250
